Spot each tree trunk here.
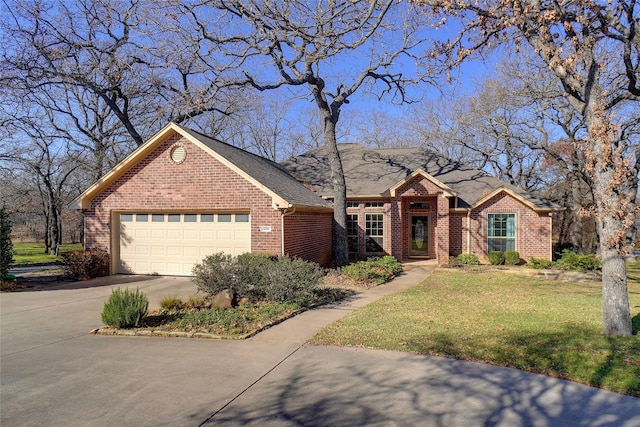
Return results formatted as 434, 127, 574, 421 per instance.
586, 96, 633, 336
321, 112, 349, 267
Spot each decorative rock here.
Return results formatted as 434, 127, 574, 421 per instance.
210, 289, 236, 309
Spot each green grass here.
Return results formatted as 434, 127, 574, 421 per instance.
311, 263, 640, 397
12, 242, 83, 265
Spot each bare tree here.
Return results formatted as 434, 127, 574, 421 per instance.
0, 0, 238, 146
183, 0, 433, 265
414, 0, 640, 336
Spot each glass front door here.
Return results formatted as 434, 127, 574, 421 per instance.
410, 215, 429, 257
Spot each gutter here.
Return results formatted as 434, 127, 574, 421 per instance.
467, 209, 471, 254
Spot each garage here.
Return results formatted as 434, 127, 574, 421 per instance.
118, 212, 251, 275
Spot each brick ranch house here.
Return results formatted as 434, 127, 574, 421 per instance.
72, 122, 560, 276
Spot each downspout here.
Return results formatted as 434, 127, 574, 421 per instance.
467, 209, 471, 254
281, 207, 296, 256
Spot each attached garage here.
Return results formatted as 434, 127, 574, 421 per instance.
118, 212, 251, 275
72, 122, 334, 275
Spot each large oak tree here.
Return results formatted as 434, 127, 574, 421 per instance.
414, 0, 639, 336
182, 0, 433, 266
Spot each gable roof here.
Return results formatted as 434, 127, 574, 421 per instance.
72, 123, 332, 211
281, 143, 560, 212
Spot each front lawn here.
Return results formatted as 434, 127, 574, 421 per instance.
311, 263, 640, 397
12, 242, 83, 265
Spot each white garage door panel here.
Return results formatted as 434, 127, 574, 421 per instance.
119, 213, 251, 276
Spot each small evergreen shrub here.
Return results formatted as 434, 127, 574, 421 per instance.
160, 296, 184, 310
235, 253, 278, 300
101, 288, 149, 328
504, 250, 520, 265
192, 252, 325, 307
192, 252, 238, 296
556, 250, 602, 271
263, 256, 324, 307
457, 253, 480, 265
62, 249, 110, 280
528, 257, 555, 269
341, 256, 402, 284
488, 251, 505, 265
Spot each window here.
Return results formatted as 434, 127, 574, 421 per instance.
218, 214, 232, 222
365, 201, 384, 208
346, 202, 360, 208
410, 202, 430, 210
184, 214, 197, 222
136, 214, 148, 222
167, 214, 180, 222
235, 213, 250, 222
488, 214, 516, 252
365, 213, 384, 252
121, 214, 132, 222
201, 214, 214, 222
346, 214, 359, 253
152, 214, 165, 222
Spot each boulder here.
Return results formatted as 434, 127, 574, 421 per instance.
210, 289, 236, 309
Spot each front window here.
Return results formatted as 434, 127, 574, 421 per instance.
488, 213, 516, 252
365, 213, 384, 252
346, 214, 359, 253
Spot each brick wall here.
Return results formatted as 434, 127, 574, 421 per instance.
84, 134, 287, 268
283, 210, 333, 265
449, 212, 467, 256
469, 193, 552, 262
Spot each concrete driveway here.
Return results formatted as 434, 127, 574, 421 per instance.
2, 270, 639, 426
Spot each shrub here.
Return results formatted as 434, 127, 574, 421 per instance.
504, 250, 520, 265
192, 252, 325, 307
191, 252, 238, 296
62, 249, 110, 280
160, 296, 183, 310
457, 253, 479, 265
488, 251, 505, 265
556, 250, 602, 271
101, 288, 149, 328
263, 256, 324, 307
341, 256, 402, 285
528, 257, 555, 269
235, 253, 278, 300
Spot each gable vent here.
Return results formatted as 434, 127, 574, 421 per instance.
170, 145, 186, 164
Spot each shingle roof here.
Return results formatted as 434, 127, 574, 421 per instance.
177, 125, 332, 210
281, 143, 559, 211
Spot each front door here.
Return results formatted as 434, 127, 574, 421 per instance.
410, 215, 429, 257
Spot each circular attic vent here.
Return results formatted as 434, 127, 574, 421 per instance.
170, 145, 186, 164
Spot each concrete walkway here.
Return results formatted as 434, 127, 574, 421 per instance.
1, 263, 639, 426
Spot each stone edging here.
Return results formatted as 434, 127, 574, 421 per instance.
89, 307, 305, 340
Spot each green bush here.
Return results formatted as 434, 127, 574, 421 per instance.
101, 288, 149, 328
191, 252, 238, 296
504, 250, 520, 265
528, 257, 555, 269
341, 256, 402, 285
192, 252, 324, 307
263, 256, 324, 307
62, 249, 110, 280
556, 250, 602, 271
457, 253, 480, 265
235, 253, 278, 300
488, 251, 505, 265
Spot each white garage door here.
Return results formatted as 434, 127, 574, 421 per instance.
119, 213, 251, 276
